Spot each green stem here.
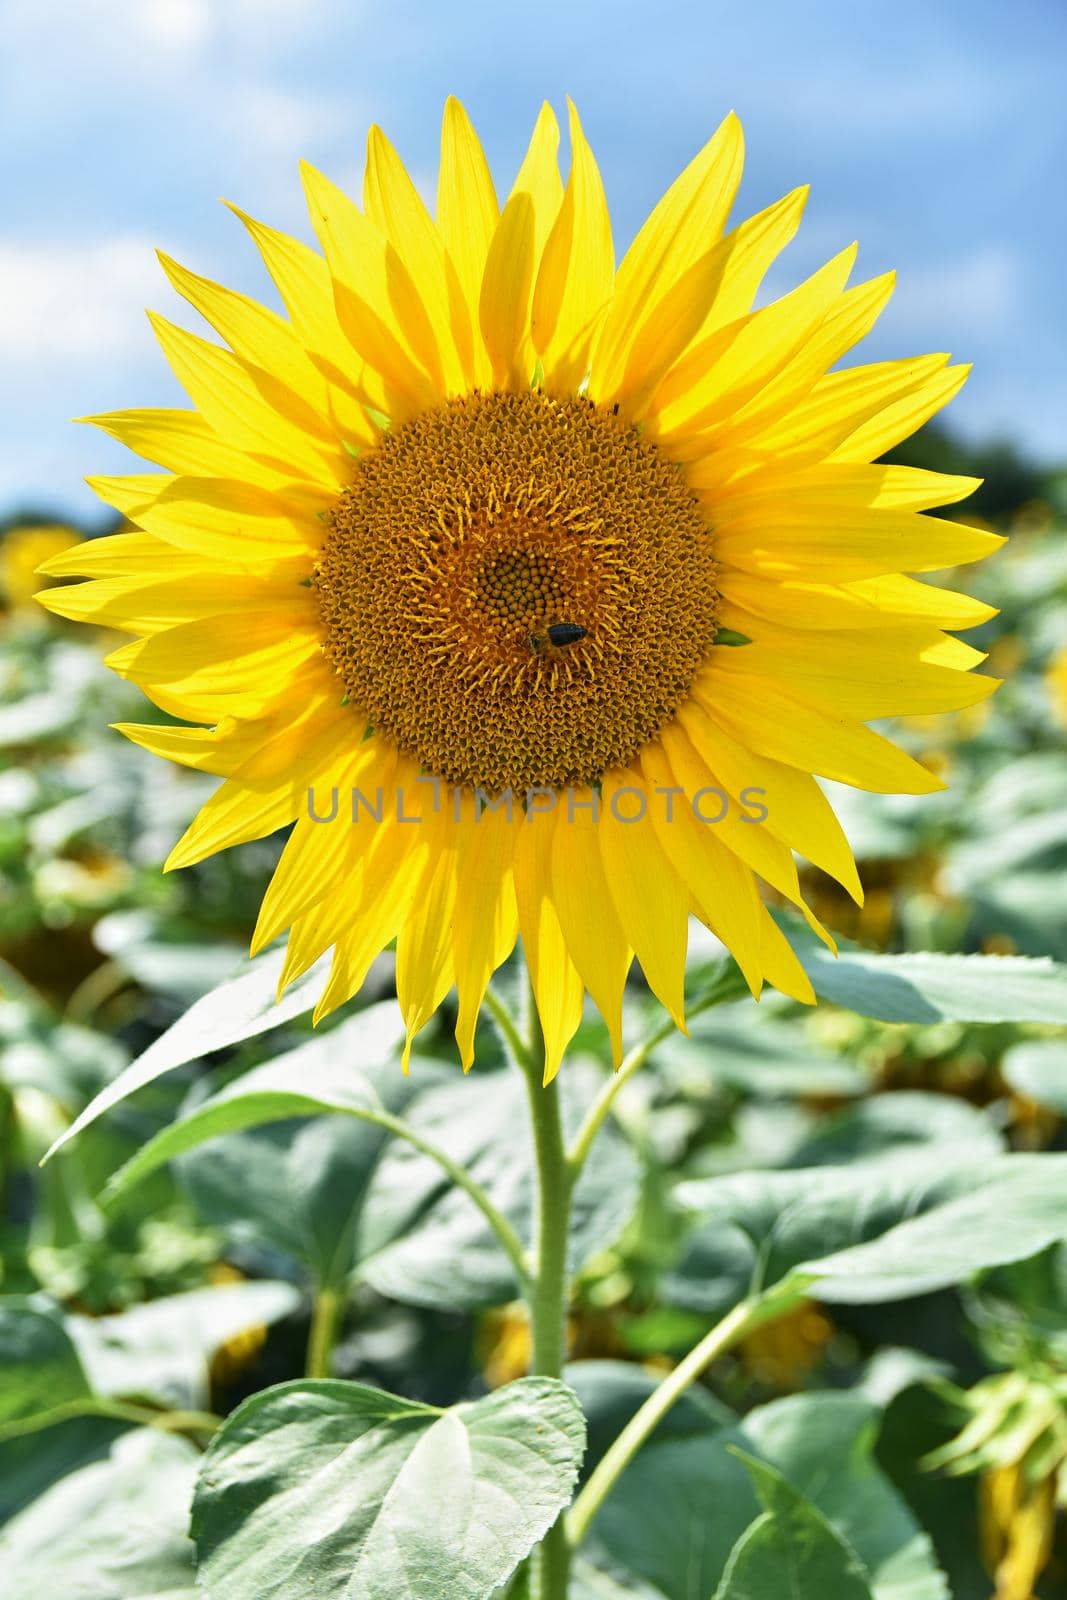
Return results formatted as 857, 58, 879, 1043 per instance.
521, 976, 574, 1600
0, 1396, 221, 1445
485, 983, 535, 1073
567, 1298, 759, 1549
306, 1283, 342, 1379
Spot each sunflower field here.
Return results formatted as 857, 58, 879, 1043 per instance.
3, 102, 1067, 1600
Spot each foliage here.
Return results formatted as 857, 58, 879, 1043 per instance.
4, 442, 1067, 1596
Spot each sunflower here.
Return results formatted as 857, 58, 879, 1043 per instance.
1046, 646, 1067, 727
3, 523, 82, 610
38, 100, 1002, 1078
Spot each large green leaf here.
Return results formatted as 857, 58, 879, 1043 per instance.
713, 1452, 874, 1599
0, 1427, 199, 1598
66, 1281, 301, 1410
103, 1004, 415, 1206
0, 1285, 299, 1432
43, 945, 336, 1161
120, 1051, 636, 1312
741, 1394, 945, 1600
1000, 1038, 1067, 1113
191, 1376, 586, 1600
563, 1562, 668, 1598
0, 1299, 90, 1428
780, 915, 1067, 1024
158, 1025, 442, 1289
656, 1012, 868, 1099
177, 1117, 399, 1290
572, 1366, 943, 1600
0, 1416, 127, 1526
782, 1091, 1002, 1168
669, 1154, 1067, 1312
793, 1155, 1067, 1304
357, 1066, 638, 1310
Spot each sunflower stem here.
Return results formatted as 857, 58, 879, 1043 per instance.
566, 1297, 760, 1550
520, 967, 574, 1600
306, 1283, 342, 1379
485, 982, 536, 1074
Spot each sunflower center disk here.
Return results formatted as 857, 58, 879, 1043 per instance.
316, 391, 719, 794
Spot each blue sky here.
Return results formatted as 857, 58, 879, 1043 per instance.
1, 0, 1062, 522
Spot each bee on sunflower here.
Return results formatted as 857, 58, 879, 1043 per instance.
38, 100, 1002, 1079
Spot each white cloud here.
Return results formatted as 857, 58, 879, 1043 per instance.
136, 0, 212, 52
0, 237, 166, 364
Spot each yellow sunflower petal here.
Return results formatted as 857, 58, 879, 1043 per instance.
549, 791, 631, 1068
79, 408, 293, 487
124, 475, 321, 562
157, 251, 333, 422
301, 160, 445, 416
714, 508, 1004, 581
364, 124, 475, 392
114, 717, 265, 776
692, 671, 947, 794
105, 612, 323, 717
251, 738, 396, 956
476, 102, 563, 390
591, 111, 743, 396
652, 243, 858, 440
278, 745, 400, 991
438, 97, 498, 385
639, 740, 764, 996
515, 810, 585, 1084
165, 706, 353, 870
714, 269, 897, 448
708, 462, 982, 520
512, 102, 565, 250
757, 908, 816, 1004
452, 801, 521, 1070
741, 353, 951, 464
599, 770, 688, 1030
148, 314, 344, 486
600, 188, 811, 420
652, 720, 837, 947
396, 840, 460, 1071
667, 703, 862, 902
224, 202, 377, 448
690, 185, 809, 339
531, 100, 614, 392
35, 531, 197, 579
832, 362, 972, 463
87, 473, 172, 519
719, 568, 997, 632
313, 761, 439, 1023
711, 626, 1001, 719
35, 568, 309, 633
480, 193, 538, 389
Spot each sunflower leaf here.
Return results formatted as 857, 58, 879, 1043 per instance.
777, 912, 1067, 1024
570, 1367, 942, 1600
0, 1428, 199, 1598
39, 970, 385, 1164
713, 1450, 874, 1599
1000, 1038, 1067, 1113
670, 1153, 1067, 1312
190, 1376, 586, 1600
